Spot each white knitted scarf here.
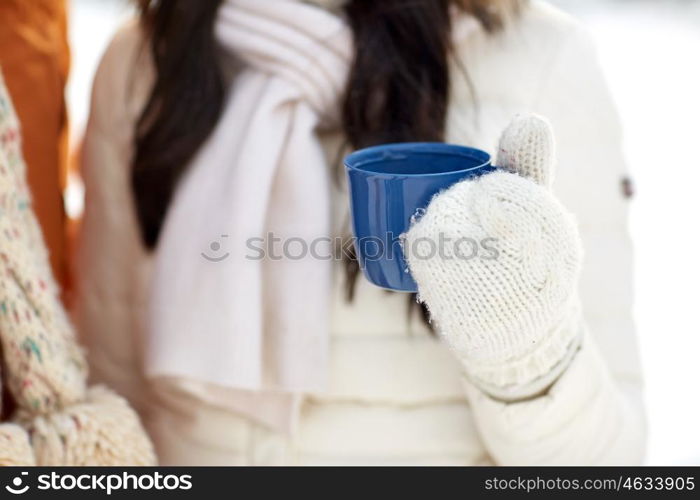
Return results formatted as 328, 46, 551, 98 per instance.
145, 0, 351, 430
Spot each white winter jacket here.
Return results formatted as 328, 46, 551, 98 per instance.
75, 0, 646, 465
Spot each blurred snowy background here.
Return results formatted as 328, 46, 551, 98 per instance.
551, 0, 700, 466
65, 0, 700, 465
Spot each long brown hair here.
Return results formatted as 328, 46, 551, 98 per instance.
133, 0, 520, 312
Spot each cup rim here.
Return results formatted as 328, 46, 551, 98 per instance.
344, 142, 492, 177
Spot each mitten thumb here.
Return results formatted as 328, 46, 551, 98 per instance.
496, 113, 555, 188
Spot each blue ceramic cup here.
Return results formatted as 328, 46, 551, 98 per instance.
345, 142, 496, 293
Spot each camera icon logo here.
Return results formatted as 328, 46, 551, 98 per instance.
5, 471, 29, 495
201, 234, 230, 262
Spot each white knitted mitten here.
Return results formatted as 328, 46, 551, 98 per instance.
405, 114, 584, 400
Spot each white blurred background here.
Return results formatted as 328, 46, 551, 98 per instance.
65, 0, 700, 465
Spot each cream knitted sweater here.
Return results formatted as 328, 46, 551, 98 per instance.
76, 0, 646, 464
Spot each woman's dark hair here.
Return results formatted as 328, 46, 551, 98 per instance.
133, 0, 520, 318
134, 0, 226, 248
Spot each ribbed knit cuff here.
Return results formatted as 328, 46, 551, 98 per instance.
461, 298, 584, 401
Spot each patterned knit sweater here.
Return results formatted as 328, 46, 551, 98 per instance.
0, 72, 156, 466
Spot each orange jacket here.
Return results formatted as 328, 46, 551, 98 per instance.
0, 0, 69, 287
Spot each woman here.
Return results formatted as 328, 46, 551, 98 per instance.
76, 0, 646, 465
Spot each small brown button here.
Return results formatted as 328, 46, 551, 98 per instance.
621, 177, 635, 199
